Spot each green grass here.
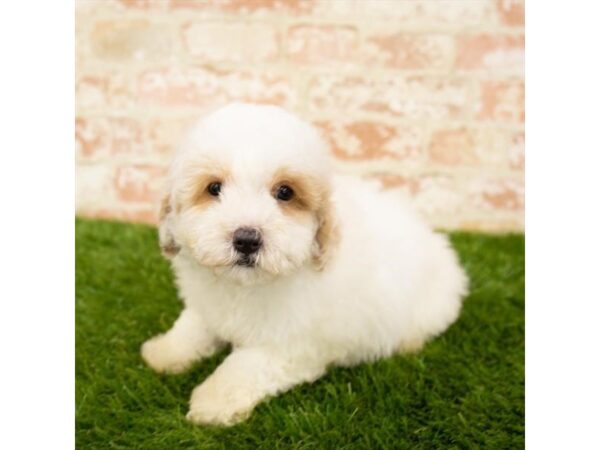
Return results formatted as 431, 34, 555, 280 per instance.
76, 218, 524, 449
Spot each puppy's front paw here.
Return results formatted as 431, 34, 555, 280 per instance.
141, 334, 197, 374
186, 382, 257, 426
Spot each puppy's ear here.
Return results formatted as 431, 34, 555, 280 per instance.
158, 194, 180, 259
313, 193, 340, 270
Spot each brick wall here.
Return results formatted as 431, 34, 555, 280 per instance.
75, 0, 525, 231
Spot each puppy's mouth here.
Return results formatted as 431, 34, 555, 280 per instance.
235, 256, 257, 268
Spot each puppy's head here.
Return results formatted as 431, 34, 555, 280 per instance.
160, 103, 338, 285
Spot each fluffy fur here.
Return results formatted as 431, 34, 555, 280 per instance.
141, 103, 468, 426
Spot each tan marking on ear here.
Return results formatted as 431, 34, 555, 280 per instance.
313, 194, 340, 270
158, 193, 181, 258
159, 195, 171, 221
161, 240, 181, 258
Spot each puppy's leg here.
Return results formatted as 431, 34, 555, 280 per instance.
141, 308, 220, 374
186, 347, 326, 426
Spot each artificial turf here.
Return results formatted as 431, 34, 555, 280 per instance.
75, 218, 524, 449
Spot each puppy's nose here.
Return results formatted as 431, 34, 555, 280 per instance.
233, 227, 262, 255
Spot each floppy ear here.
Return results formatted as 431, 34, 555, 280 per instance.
158, 194, 180, 259
312, 193, 340, 270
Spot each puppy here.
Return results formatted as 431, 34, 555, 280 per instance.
141, 103, 468, 426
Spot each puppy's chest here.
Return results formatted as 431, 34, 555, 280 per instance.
174, 260, 322, 347
195, 290, 290, 347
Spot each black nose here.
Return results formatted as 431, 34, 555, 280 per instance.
232, 227, 262, 255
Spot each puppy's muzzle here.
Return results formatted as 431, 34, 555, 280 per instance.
233, 227, 262, 256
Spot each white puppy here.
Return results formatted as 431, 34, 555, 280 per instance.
141, 103, 468, 426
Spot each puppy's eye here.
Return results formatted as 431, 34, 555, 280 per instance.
207, 182, 222, 196
276, 185, 294, 201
